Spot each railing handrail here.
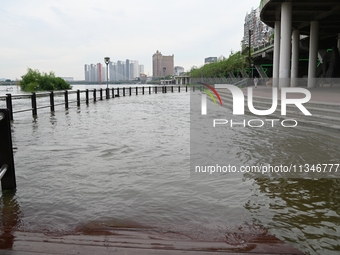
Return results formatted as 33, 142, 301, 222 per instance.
0, 84, 195, 190
0, 164, 8, 180
1, 85, 191, 120
2, 85, 185, 98
0, 108, 16, 191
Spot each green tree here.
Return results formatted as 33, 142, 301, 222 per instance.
20, 68, 72, 92
189, 51, 247, 78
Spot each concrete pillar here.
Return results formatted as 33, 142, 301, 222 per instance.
279, 2, 292, 88
308, 21, 319, 88
291, 29, 300, 87
273, 21, 281, 87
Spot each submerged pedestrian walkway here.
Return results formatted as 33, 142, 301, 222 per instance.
217, 86, 340, 133
244, 86, 340, 104
1, 228, 305, 255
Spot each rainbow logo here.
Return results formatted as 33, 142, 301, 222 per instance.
199, 83, 223, 106
191, 83, 223, 115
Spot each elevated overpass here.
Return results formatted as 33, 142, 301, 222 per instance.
259, 0, 340, 87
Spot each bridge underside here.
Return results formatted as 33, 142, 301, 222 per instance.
259, 0, 340, 87
253, 36, 340, 80
261, 0, 340, 37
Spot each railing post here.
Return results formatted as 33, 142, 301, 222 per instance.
0, 109, 16, 191
31, 92, 37, 117
178, 86, 180, 93
5, 94, 13, 121
155, 86, 157, 94
77, 90, 80, 107
86, 89, 89, 105
136, 86, 138, 95
117, 87, 120, 97
106, 88, 110, 99
100, 88, 103, 100
186, 85, 188, 92
65, 90, 69, 109
93, 89, 97, 102
112, 88, 115, 98
123, 87, 125, 96
171, 86, 173, 93
50, 91, 55, 112
165, 86, 167, 93
129, 87, 131, 96
149, 86, 151, 94
142, 86, 144, 95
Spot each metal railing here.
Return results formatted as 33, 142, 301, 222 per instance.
1, 85, 190, 120
0, 85, 194, 190
0, 109, 16, 191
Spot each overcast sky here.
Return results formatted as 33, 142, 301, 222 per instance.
1, 0, 260, 80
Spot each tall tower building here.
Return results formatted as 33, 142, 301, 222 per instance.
117, 61, 125, 81
243, 7, 273, 48
85, 58, 144, 82
139, 65, 144, 75
152, 50, 174, 77
97, 63, 103, 84
130, 60, 139, 79
109, 62, 117, 81
90, 64, 96, 82
84, 64, 90, 81
125, 59, 130, 80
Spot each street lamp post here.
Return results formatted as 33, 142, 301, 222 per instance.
104, 57, 110, 89
248, 30, 252, 76
252, 64, 254, 78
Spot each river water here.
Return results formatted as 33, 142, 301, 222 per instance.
0, 84, 339, 254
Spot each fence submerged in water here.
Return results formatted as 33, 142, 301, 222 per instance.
0, 85, 191, 120
0, 85, 193, 191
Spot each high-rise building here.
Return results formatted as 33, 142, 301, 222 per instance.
102, 65, 106, 83
84, 63, 101, 82
117, 61, 125, 81
243, 8, 273, 48
152, 50, 174, 77
139, 65, 144, 75
97, 63, 103, 84
125, 59, 130, 80
109, 62, 116, 82
90, 64, 96, 82
129, 60, 139, 79
84, 64, 90, 81
85, 58, 143, 82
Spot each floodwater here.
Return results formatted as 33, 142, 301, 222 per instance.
0, 84, 339, 255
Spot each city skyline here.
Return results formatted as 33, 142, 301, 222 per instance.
1, 0, 260, 81
84, 59, 144, 82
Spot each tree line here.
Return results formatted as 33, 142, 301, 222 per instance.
189, 51, 248, 78
20, 68, 72, 92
